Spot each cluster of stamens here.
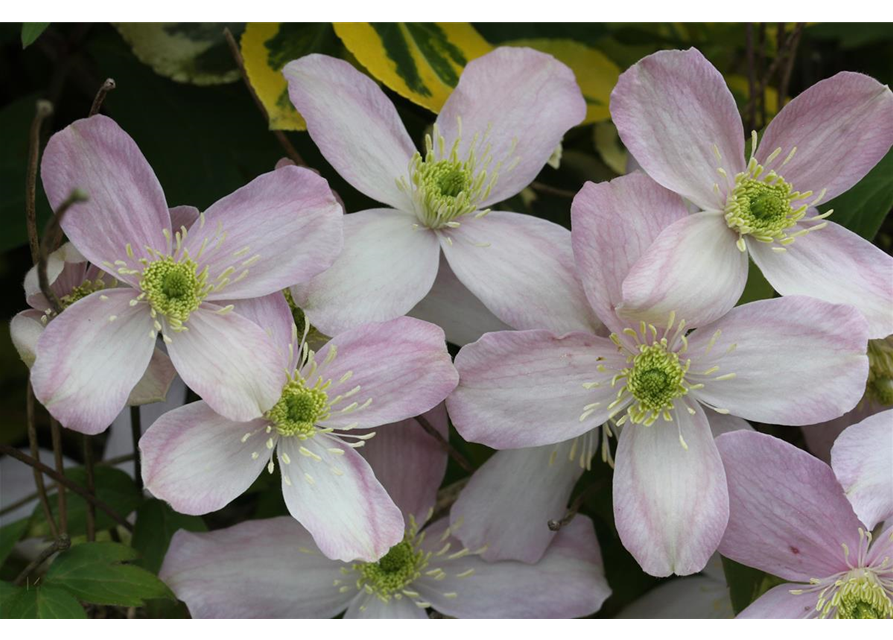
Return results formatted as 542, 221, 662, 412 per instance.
59, 277, 108, 310
266, 376, 329, 438
139, 256, 208, 330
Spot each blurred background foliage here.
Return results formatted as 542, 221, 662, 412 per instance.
1, 22, 892, 618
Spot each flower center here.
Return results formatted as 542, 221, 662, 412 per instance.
626, 343, 688, 422
59, 278, 107, 310
140, 257, 206, 329
355, 537, 427, 601
267, 377, 329, 438
833, 573, 893, 619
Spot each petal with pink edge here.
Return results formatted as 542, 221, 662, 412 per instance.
748, 220, 893, 339
620, 212, 747, 328
686, 296, 869, 426
443, 211, 601, 334
613, 402, 728, 577
756, 72, 893, 202
218, 292, 295, 364
291, 209, 440, 337
737, 584, 819, 619
802, 399, 883, 464
166, 304, 285, 422
617, 575, 733, 619
831, 409, 893, 530
10, 309, 45, 368
168, 205, 200, 232
40, 115, 170, 281
126, 348, 176, 406
436, 47, 586, 206
571, 173, 689, 334
160, 519, 351, 618
716, 430, 863, 582
448, 330, 625, 448
31, 289, 154, 434
185, 166, 343, 300
278, 436, 404, 562
611, 49, 745, 211
344, 594, 428, 619
313, 317, 458, 431
283, 55, 416, 211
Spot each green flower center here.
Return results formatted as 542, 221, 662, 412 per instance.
355, 539, 427, 600
625, 343, 688, 425
267, 378, 329, 438
59, 278, 107, 309
834, 575, 893, 619
426, 160, 470, 199
726, 177, 798, 239
140, 258, 205, 328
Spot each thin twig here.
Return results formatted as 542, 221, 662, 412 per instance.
14, 534, 70, 586
0, 445, 134, 532
26, 381, 58, 540
83, 435, 96, 541
432, 478, 470, 521
757, 23, 767, 129
26, 100, 53, 265
37, 189, 88, 315
50, 418, 67, 535
531, 181, 577, 199
777, 23, 805, 108
130, 406, 142, 490
222, 27, 305, 167
88, 78, 115, 117
754, 23, 805, 120
98, 452, 135, 468
415, 414, 474, 474
745, 23, 756, 132
547, 481, 604, 532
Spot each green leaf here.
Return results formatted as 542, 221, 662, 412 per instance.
820, 149, 893, 241
21, 23, 49, 49
132, 499, 206, 574
721, 555, 785, 614
0, 519, 29, 568
0, 584, 86, 619
44, 542, 173, 606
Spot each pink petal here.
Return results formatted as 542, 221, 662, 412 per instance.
737, 584, 819, 619
749, 220, 893, 339
140, 401, 270, 515
291, 209, 441, 337
716, 430, 863, 582
617, 575, 733, 619
611, 49, 745, 211
409, 254, 511, 347
23, 242, 85, 307
706, 411, 753, 437
436, 47, 586, 206
166, 304, 285, 423
31, 289, 154, 434
802, 398, 884, 463
40, 115, 170, 282
831, 409, 893, 530
756, 72, 893, 202
313, 317, 458, 431
344, 594, 428, 619
184, 166, 343, 300
867, 524, 893, 568
571, 173, 689, 334
160, 519, 351, 618
10, 309, 45, 368
620, 211, 747, 329
451, 440, 587, 564
416, 516, 610, 618
686, 296, 869, 425
613, 402, 729, 577
168, 205, 200, 231
218, 292, 295, 362
357, 404, 449, 522
278, 436, 404, 562
448, 330, 625, 448
442, 211, 601, 334
283, 55, 416, 211
126, 348, 176, 406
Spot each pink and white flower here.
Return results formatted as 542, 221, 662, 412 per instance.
610, 48, 893, 337
717, 430, 893, 619
447, 172, 869, 577
32, 115, 343, 434
141, 293, 458, 562
283, 47, 602, 340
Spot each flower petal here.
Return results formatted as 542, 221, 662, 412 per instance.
23, 242, 85, 306
831, 409, 893, 530
443, 211, 601, 334
571, 173, 689, 334
283, 55, 416, 210
436, 47, 586, 206
611, 48, 745, 211
185, 166, 343, 300
31, 289, 154, 434
620, 212, 747, 329
166, 304, 285, 422
748, 221, 893, 339
613, 402, 729, 577
617, 575, 733, 619
313, 317, 458, 431
126, 348, 176, 406
357, 404, 449, 522
291, 209, 441, 337
40, 115, 170, 281
160, 518, 351, 618
737, 584, 819, 619
756, 72, 893, 202
409, 254, 511, 347
706, 411, 753, 437
716, 430, 863, 582
344, 593, 428, 619
218, 292, 295, 362
140, 401, 270, 515
416, 516, 610, 619
10, 309, 45, 368
450, 440, 587, 564
687, 296, 869, 425
168, 205, 200, 231
278, 436, 404, 562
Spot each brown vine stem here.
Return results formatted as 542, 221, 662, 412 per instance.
130, 406, 142, 490
222, 27, 306, 167
26, 380, 58, 540
0, 445, 134, 532
37, 189, 88, 315
745, 23, 756, 133
14, 534, 70, 586
415, 414, 474, 474
83, 435, 96, 541
26, 100, 53, 265
50, 418, 67, 535
432, 477, 470, 521
531, 181, 578, 199
777, 23, 805, 108
547, 481, 604, 532
89, 78, 116, 117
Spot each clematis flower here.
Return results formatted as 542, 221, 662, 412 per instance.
283, 47, 602, 339
610, 48, 893, 337
32, 115, 343, 434
447, 172, 870, 577
141, 293, 458, 562
159, 409, 610, 619
11, 242, 176, 407
717, 430, 893, 619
